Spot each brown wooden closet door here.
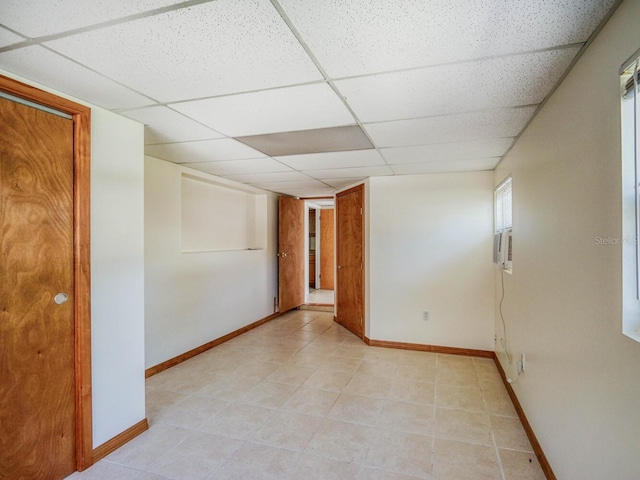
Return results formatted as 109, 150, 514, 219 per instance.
278, 196, 305, 312
319, 208, 335, 290
336, 185, 364, 338
0, 97, 76, 479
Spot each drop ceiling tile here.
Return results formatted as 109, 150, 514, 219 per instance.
275, 187, 337, 197
279, 0, 617, 77
305, 165, 394, 180
46, 0, 322, 102
0, 46, 153, 109
0, 0, 186, 37
145, 139, 266, 164
171, 83, 354, 137
365, 106, 537, 148
223, 171, 312, 184
381, 138, 514, 165
250, 180, 328, 190
391, 158, 501, 175
183, 158, 293, 176
120, 106, 223, 144
275, 149, 385, 171
321, 178, 366, 189
237, 125, 371, 156
335, 48, 580, 123
0, 27, 25, 48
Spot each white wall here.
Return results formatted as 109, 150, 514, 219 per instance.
493, 0, 640, 477
368, 172, 495, 350
144, 156, 278, 368
90, 109, 145, 447
0, 69, 146, 449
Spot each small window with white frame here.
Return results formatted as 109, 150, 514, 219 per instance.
621, 48, 640, 342
494, 176, 513, 272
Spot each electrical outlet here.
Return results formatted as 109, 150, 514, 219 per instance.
422, 311, 430, 321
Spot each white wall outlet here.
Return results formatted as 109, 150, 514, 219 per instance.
423, 311, 430, 321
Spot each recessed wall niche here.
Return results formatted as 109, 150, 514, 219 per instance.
180, 173, 267, 252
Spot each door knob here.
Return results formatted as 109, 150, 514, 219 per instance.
54, 293, 69, 305
337, 265, 342, 269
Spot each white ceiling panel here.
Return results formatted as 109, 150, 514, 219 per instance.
120, 106, 223, 145
171, 83, 354, 137
365, 106, 537, 148
391, 158, 501, 175
381, 138, 514, 165
276, 187, 337, 197
223, 171, 312, 184
335, 48, 580, 122
183, 158, 293, 176
306, 165, 394, 180
278, 0, 617, 78
276, 149, 385, 171
0, 0, 186, 37
321, 178, 366, 189
250, 180, 328, 190
145, 139, 266, 164
0, 46, 153, 109
46, 0, 322, 103
0, 27, 25, 48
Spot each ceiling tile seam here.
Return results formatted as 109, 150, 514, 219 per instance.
385, 156, 504, 167
163, 78, 329, 107
361, 103, 541, 127
38, 44, 160, 105
0, 24, 29, 42
376, 136, 516, 152
493, 0, 625, 172
268, 0, 387, 166
0, 0, 216, 54
327, 42, 587, 83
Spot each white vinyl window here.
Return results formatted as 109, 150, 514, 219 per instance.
495, 176, 513, 233
621, 48, 640, 342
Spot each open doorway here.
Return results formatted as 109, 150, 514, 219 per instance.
305, 199, 335, 306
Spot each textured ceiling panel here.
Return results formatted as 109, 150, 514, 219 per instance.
249, 180, 328, 190
0, 27, 24, 48
278, 0, 617, 77
171, 83, 354, 137
0, 0, 185, 37
305, 165, 394, 180
223, 171, 312, 184
381, 138, 514, 165
0, 46, 153, 109
321, 178, 366, 189
121, 106, 224, 144
145, 138, 266, 164
237, 125, 372, 156
391, 157, 501, 175
276, 187, 337, 197
276, 149, 385, 171
46, 0, 322, 102
182, 158, 293, 176
335, 47, 580, 122
365, 106, 537, 148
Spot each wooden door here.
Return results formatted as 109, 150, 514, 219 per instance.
278, 196, 305, 312
319, 208, 335, 290
0, 97, 76, 478
335, 185, 364, 338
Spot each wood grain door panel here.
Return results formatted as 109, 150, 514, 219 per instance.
336, 185, 364, 338
278, 196, 305, 312
0, 98, 76, 479
319, 209, 335, 290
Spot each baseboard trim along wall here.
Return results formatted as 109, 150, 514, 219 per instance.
364, 337, 495, 358
492, 354, 556, 480
145, 312, 281, 378
91, 418, 149, 465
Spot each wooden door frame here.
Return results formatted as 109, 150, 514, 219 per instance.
335, 184, 365, 339
0, 75, 93, 470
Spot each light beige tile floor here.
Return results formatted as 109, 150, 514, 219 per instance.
308, 289, 334, 305
67, 310, 546, 480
